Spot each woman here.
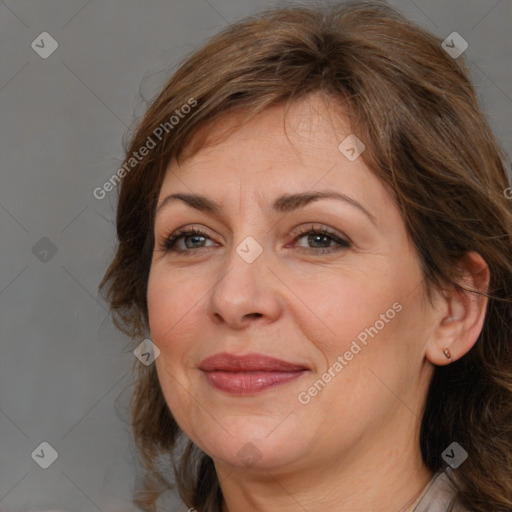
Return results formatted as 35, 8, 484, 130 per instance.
99, 1, 512, 511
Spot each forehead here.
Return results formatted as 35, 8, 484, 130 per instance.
164, 94, 360, 184
178, 92, 354, 163
155, 95, 400, 239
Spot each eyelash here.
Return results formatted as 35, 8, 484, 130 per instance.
161, 224, 351, 255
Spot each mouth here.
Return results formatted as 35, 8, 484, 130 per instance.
198, 352, 309, 395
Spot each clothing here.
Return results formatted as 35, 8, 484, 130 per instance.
411, 469, 470, 512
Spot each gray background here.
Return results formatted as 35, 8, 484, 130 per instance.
0, 1, 511, 511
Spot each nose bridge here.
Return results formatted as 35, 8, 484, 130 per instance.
207, 230, 280, 327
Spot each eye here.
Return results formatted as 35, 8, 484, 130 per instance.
291, 224, 351, 253
162, 227, 216, 253
160, 224, 351, 255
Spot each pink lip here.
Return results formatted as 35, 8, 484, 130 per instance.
199, 352, 309, 395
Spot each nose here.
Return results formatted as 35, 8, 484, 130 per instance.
207, 241, 283, 329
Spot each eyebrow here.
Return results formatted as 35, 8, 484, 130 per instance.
155, 190, 377, 225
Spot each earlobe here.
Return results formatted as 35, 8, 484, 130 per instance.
442, 347, 452, 360
425, 310, 464, 366
425, 251, 490, 366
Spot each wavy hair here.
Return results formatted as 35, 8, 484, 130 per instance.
99, 1, 512, 510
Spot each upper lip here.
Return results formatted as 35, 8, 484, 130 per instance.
199, 352, 309, 372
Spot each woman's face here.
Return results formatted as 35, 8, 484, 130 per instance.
147, 93, 437, 476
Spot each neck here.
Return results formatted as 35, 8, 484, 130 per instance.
216, 420, 433, 512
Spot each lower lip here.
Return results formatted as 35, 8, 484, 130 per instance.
201, 370, 307, 395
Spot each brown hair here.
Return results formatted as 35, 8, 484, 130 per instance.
99, 1, 512, 511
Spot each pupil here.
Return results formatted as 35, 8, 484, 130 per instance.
309, 234, 329, 247
186, 235, 205, 248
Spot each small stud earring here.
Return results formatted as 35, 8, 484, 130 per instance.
443, 347, 452, 359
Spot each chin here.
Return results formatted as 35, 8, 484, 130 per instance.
186, 415, 311, 471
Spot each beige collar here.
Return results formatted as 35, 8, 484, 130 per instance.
403, 473, 437, 512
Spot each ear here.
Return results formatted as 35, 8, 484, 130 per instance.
425, 251, 490, 366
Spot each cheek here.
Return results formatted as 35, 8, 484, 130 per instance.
296, 273, 399, 358
147, 272, 171, 339
146, 268, 202, 355
296, 269, 416, 415
147, 269, 204, 429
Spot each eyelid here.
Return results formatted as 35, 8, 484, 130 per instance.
161, 225, 218, 250
160, 222, 351, 254
291, 223, 351, 243
288, 224, 352, 252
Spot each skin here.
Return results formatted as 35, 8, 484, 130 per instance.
147, 92, 489, 512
